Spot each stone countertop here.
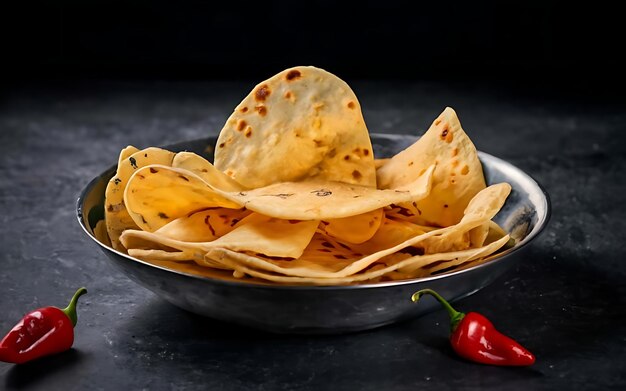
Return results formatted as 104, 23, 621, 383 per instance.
1, 80, 624, 390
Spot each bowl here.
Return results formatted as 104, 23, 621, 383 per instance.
77, 134, 550, 334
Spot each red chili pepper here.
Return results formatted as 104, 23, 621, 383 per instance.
411, 289, 535, 366
0, 287, 87, 364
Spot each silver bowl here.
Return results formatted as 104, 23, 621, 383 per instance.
77, 134, 550, 334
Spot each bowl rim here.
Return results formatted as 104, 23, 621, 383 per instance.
76, 133, 551, 290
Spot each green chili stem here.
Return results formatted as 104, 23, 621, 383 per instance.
61, 287, 88, 327
411, 288, 465, 332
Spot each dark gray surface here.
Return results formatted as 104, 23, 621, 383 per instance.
1, 80, 625, 390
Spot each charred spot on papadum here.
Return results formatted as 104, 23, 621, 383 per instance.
158, 212, 169, 219
352, 170, 362, 180
394, 205, 414, 217
255, 105, 267, 116
244, 127, 253, 138
441, 128, 454, 143
204, 215, 216, 236
255, 84, 271, 101
129, 157, 138, 169
236, 120, 247, 131
286, 70, 302, 81
178, 174, 190, 182
260, 193, 294, 199
150, 167, 158, 174
311, 189, 332, 197
347, 101, 355, 109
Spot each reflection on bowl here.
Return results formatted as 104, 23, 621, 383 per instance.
77, 134, 550, 334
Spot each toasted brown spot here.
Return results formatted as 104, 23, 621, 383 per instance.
255, 84, 271, 101
419, 168, 426, 176
353, 148, 361, 154
362, 149, 369, 156
461, 165, 469, 175
408, 161, 414, 166
149, 167, 158, 174
334, 255, 348, 260
107, 204, 114, 212
338, 242, 352, 250
451, 160, 459, 168
284, 91, 292, 99
444, 204, 449, 208
394, 205, 414, 217
288, 220, 300, 224
240, 106, 249, 113
204, 216, 216, 236
219, 142, 225, 148
344, 155, 350, 161
158, 212, 169, 219
352, 170, 362, 180
244, 127, 253, 138
440, 128, 449, 140
321, 241, 334, 248
136, 174, 145, 179
347, 101, 355, 109
328, 148, 337, 158
226, 170, 234, 177
313, 139, 323, 147
435, 119, 442, 125
255, 105, 267, 116
236, 119, 247, 131
318, 249, 331, 253
452, 148, 459, 157
286, 69, 302, 80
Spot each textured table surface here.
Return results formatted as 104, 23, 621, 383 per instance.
1, 80, 624, 390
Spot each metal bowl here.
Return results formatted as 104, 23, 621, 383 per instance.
77, 134, 550, 334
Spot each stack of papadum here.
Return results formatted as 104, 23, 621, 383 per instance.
96, 66, 512, 285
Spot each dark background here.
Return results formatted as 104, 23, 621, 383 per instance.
2, 2, 625, 390
3, 0, 623, 97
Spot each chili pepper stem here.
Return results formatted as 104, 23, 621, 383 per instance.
411, 289, 465, 332
61, 287, 87, 327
